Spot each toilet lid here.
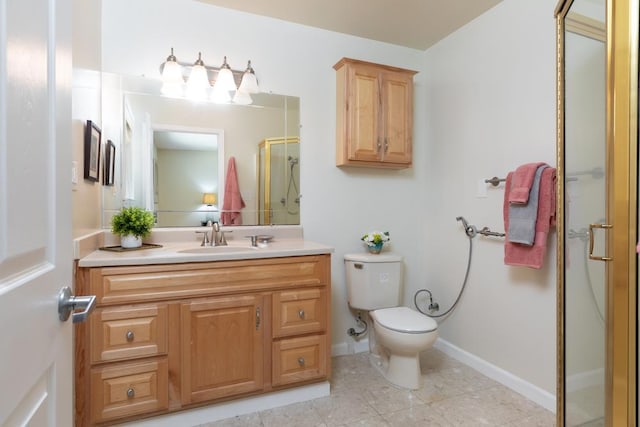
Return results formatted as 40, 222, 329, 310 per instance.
372, 307, 438, 334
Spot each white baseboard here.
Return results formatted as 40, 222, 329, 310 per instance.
116, 382, 330, 427
332, 338, 370, 357
434, 339, 556, 413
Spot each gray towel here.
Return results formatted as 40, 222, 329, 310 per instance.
507, 165, 547, 245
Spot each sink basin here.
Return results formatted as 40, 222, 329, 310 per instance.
178, 246, 251, 254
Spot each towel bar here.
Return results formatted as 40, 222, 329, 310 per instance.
484, 176, 506, 187
477, 227, 505, 238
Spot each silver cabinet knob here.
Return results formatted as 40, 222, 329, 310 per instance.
127, 388, 135, 398
298, 309, 305, 319
126, 330, 134, 342
298, 357, 305, 367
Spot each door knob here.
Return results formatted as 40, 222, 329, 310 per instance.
58, 286, 96, 323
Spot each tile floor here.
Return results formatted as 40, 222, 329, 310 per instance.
199, 348, 556, 427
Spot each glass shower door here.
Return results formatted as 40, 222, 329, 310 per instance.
562, 0, 606, 425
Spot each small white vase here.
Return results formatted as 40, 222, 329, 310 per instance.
121, 234, 142, 249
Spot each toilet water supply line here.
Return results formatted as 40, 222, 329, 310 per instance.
414, 216, 475, 318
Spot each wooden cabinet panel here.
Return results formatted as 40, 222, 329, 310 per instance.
347, 64, 381, 162
335, 57, 416, 168
382, 73, 413, 164
90, 357, 168, 424
180, 294, 264, 404
91, 256, 327, 305
273, 288, 326, 338
90, 304, 168, 363
272, 335, 327, 386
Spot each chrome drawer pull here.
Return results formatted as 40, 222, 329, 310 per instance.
126, 331, 134, 342
127, 388, 135, 399
298, 357, 305, 367
298, 309, 305, 319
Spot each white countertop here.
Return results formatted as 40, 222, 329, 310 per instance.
78, 238, 334, 267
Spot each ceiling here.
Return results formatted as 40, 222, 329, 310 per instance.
197, 0, 503, 50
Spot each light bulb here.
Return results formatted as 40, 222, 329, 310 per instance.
186, 52, 210, 101
238, 60, 259, 94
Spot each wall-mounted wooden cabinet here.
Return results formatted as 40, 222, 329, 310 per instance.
74, 255, 331, 426
334, 57, 417, 169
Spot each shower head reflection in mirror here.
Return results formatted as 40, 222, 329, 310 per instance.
101, 72, 300, 227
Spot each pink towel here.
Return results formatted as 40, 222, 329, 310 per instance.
221, 157, 246, 225
508, 162, 548, 204
504, 167, 556, 269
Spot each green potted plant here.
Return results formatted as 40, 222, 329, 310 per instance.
361, 230, 390, 254
111, 206, 155, 248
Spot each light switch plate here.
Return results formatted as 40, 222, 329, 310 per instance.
71, 161, 78, 189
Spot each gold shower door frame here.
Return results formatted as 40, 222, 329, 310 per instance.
555, 0, 638, 425
257, 137, 300, 225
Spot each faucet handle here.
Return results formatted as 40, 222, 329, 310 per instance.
195, 231, 210, 246
245, 235, 258, 247
219, 230, 232, 246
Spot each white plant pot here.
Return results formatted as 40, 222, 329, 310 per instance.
121, 234, 142, 249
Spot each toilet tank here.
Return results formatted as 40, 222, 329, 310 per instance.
344, 253, 403, 310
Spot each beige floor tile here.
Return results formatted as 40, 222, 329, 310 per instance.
259, 400, 326, 427
312, 390, 379, 426
197, 350, 554, 427
197, 411, 263, 427
429, 384, 545, 426
381, 403, 453, 426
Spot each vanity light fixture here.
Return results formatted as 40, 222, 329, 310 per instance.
238, 61, 260, 94
186, 52, 210, 100
160, 48, 184, 97
212, 56, 237, 94
202, 193, 217, 205
160, 49, 260, 104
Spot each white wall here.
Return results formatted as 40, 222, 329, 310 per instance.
101, 0, 557, 396
71, 0, 102, 238
422, 0, 557, 394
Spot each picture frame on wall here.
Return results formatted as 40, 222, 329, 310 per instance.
104, 140, 115, 186
84, 120, 101, 182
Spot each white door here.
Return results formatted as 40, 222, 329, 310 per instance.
0, 0, 74, 425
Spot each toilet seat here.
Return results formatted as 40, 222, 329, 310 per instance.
372, 307, 437, 334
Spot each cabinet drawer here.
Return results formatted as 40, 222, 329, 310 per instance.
272, 335, 327, 386
91, 256, 329, 305
90, 304, 168, 363
90, 357, 168, 424
273, 288, 326, 338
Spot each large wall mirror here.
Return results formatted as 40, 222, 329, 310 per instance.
101, 72, 301, 227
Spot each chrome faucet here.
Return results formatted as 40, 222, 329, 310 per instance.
210, 221, 229, 246
212, 221, 221, 246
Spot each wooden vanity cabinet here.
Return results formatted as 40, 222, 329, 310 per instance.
334, 57, 417, 169
74, 255, 331, 426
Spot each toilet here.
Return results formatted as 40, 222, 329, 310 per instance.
344, 253, 438, 389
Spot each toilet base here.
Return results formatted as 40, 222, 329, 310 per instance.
385, 353, 422, 390
368, 345, 423, 390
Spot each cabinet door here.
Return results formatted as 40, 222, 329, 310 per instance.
380, 70, 413, 165
347, 64, 382, 162
180, 295, 264, 404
